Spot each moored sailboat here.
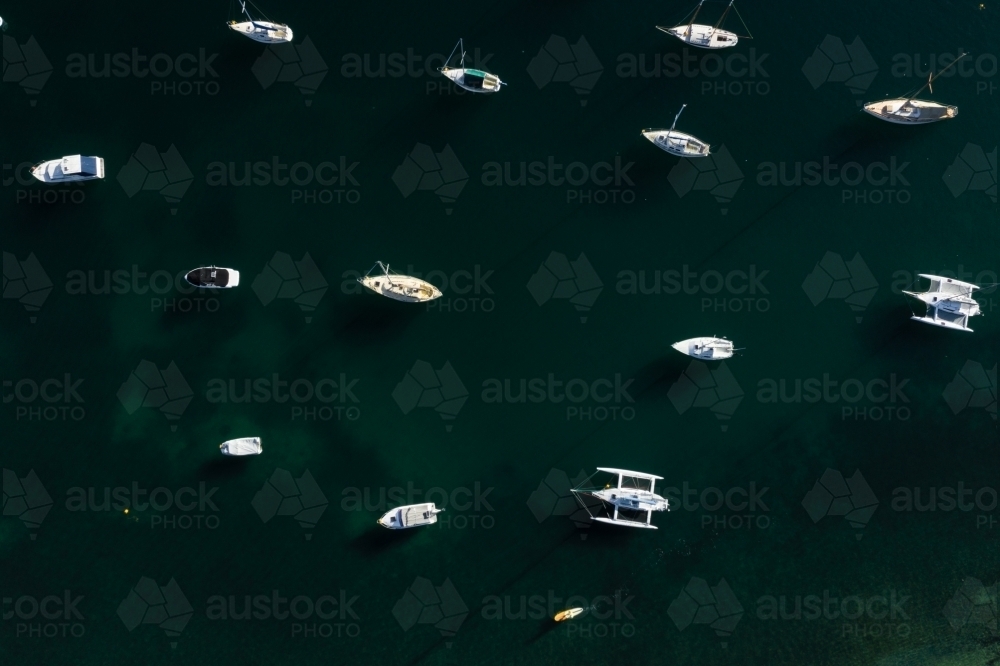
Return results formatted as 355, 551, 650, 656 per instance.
863, 53, 967, 124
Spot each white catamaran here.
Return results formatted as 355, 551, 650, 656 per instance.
657, 0, 750, 50
642, 104, 711, 157
903, 274, 982, 332
358, 262, 443, 303
572, 468, 670, 529
439, 38, 505, 93
863, 53, 967, 125
672, 336, 736, 360
31, 156, 105, 183
228, 0, 293, 44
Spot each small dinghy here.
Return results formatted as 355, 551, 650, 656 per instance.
554, 608, 586, 622
31, 156, 105, 183
672, 336, 736, 360
220, 437, 262, 456
657, 0, 750, 50
358, 261, 443, 303
185, 266, 240, 289
378, 503, 443, 529
228, 0, 293, 44
863, 53, 966, 125
903, 274, 982, 331
439, 38, 505, 93
642, 104, 711, 157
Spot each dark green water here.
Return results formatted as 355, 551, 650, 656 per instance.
2, 0, 998, 664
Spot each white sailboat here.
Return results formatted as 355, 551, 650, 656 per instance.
642, 104, 711, 157
31, 156, 105, 183
185, 266, 240, 289
903, 274, 982, 332
572, 468, 670, 529
378, 503, 444, 529
863, 53, 966, 125
672, 336, 736, 360
439, 38, 505, 93
358, 261, 443, 303
657, 0, 750, 50
220, 437, 262, 456
228, 0, 293, 44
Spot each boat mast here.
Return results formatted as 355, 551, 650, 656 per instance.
906, 52, 967, 103
685, 0, 705, 37
670, 104, 687, 132
713, 0, 734, 31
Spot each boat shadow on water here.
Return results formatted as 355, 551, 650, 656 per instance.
333, 297, 425, 347
348, 524, 422, 556
196, 455, 250, 481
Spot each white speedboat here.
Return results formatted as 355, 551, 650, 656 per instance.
228, 0, 292, 44
220, 437, 262, 456
642, 104, 711, 157
657, 0, 748, 50
185, 266, 240, 289
672, 336, 735, 360
0, 16, 7, 31
30, 156, 105, 183
358, 261, 443, 303
572, 468, 670, 529
378, 503, 443, 529
903, 274, 981, 332
864, 53, 966, 125
439, 38, 505, 93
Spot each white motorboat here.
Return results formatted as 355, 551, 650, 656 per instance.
672, 336, 736, 360
642, 104, 711, 157
30, 156, 105, 183
572, 468, 670, 529
903, 274, 982, 332
864, 53, 966, 125
439, 38, 505, 93
185, 266, 240, 289
228, 0, 293, 44
220, 437, 262, 456
378, 503, 444, 529
657, 0, 749, 50
358, 261, 443, 303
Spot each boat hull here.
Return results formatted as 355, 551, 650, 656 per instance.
440, 67, 503, 93
360, 275, 442, 302
31, 157, 105, 183
672, 337, 734, 360
228, 20, 293, 44
378, 503, 442, 529
862, 98, 957, 124
642, 129, 710, 157
220, 437, 262, 456
185, 267, 240, 289
659, 24, 739, 49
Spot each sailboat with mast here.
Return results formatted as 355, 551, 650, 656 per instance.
863, 53, 967, 124
641, 104, 711, 157
903, 274, 982, 331
358, 261, 443, 303
228, 0, 293, 44
439, 39, 505, 93
657, 0, 750, 50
